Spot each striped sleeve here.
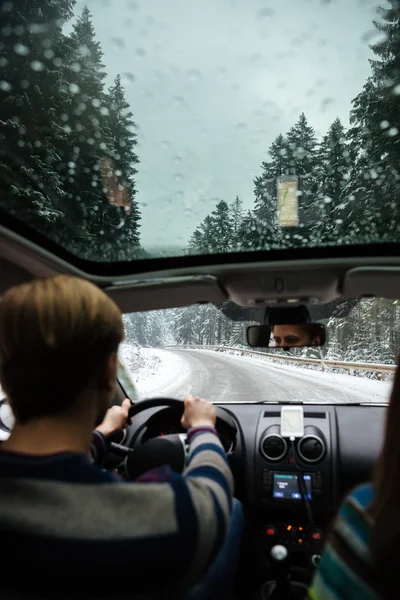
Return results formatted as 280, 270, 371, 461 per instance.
174, 425, 234, 590
308, 485, 379, 600
90, 430, 111, 465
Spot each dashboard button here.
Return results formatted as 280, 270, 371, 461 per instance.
265, 525, 278, 538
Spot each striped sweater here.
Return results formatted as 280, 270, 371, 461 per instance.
309, 483, 380, 600
0, 426, 233, 599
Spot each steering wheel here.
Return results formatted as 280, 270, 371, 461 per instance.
124, 397, 187, 479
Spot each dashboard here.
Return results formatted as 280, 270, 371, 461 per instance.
124, 400, 386, 587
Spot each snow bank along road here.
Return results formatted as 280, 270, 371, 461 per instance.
131, 348, 391, 404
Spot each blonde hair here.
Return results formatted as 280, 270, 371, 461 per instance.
0, 275, 124, 422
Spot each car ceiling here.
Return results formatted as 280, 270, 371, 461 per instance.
0, 225, 399, 316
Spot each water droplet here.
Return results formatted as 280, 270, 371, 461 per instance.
369, 169, 378, 179
161, 140, 170, 150
14, 43, 29, 56
71, 62, 81, 73
78, 44, 90, 57
127, 0, 138, 9
324, 196, 333, 204
256, 7, 274, 19
92, 98, 101, 108
111, 37, 125, 49
68, 161, 76, 169
0, 80, 11, 92
173, 155, 182, 165
175, 191, 184, 200
99, 230, 105, 235
393, 84, 400, 96
122, 72, 135, 85
53, 57, 62, 67
14, 25, 24, 35
0, 57, 8, 67
69, 83, 80, 94
43, 48, 54, 59
136, 47, 146, 57
61, 113, 68, 122
173, 96, 185, 108
174, 173, 184, 183
388, 127, 399, 137
100, 106, 109, 116
30, 60, 44, 72
361, 29, 387, 44
187, 69, 201, 83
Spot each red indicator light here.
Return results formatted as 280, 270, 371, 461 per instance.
312, 532, 321, 541
266, 527, 276, 536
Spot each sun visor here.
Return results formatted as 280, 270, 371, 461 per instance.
104, 275, 227, 313
343, 267, 400, 300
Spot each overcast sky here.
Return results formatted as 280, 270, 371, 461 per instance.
74, 0, 383, 251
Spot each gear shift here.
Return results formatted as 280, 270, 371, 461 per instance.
269, 545, 291, 599
260, 545, 308, 600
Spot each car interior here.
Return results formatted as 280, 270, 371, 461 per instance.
0, 225, 398, 599
1, 0, 399, 598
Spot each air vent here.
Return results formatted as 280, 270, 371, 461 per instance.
304, 412, 326, 419
298, 435, 325, 464
261, 434, 287, 462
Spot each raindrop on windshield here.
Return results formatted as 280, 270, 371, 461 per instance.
174, 174, 184, 183
92, 98, 101, 108
136, 48, 146, 57
111, 37, 125, 50
393, 84, 400, 96
14, 43, 29, 56
30, 60, 44, 72
380, 120, 390, 129
0, 57, 8, 67
256, 7, 274, 19
43, 49, 54, 59
161, 140, 170, 150
173, 96, 185, 108
173, 155, 182, 165
0, 80, 11, 91
69, 83, 80, 94
122, 72, 135, 85
237, 122, 247, 132
187, 70, 201, 83
2, 1, 13, 12
388, 127, 399, 137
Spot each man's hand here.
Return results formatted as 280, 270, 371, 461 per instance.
96, 398, 131, 437
181, 394, 216, 430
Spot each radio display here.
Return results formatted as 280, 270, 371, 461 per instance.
273, 472, 312, 500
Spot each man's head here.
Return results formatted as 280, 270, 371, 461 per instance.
272, 324, 321, 348
0, 275, 124, 424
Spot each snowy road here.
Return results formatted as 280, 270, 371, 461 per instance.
131, 348, 391, 404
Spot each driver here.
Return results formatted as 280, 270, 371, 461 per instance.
0, 275, 242, 600
272, 324, 322, 347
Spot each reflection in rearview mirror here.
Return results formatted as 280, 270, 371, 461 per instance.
246, 323, 326, 349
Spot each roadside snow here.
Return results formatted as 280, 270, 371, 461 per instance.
119, 344, 191, 399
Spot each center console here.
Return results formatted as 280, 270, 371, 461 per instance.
252, 406, 337, 591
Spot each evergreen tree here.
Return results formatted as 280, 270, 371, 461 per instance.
345, 0, 400, 241
230, 196, 244, 249
315, 118, 351, 234
58, 6, 115, 257
208, 200, 233, 252
253, 133, 289, 226
104, 74, 141, 254
286, 113, 319, 223
0, 0, 75, 234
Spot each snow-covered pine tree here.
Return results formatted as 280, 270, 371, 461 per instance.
285, 113, 319, 227
230, 196, 244, 250
315, 118, 351, 238
0, 0, 75, 234
104, 74, 141, 258
345, 0, 400, 242
60, 6, 116, 258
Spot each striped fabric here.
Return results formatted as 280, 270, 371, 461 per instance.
0, 425, 233, 599
309, 483, 380, 600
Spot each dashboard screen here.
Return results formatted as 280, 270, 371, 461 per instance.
273, 473, 312, 500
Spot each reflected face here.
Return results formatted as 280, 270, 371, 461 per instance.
272, 325, 313, 347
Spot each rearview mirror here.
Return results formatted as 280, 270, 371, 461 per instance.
246, 323, 326, 349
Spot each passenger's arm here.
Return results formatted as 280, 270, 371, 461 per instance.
308, 485, 375, 599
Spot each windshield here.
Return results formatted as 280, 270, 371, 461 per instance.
119, 297, 397, 404
1, 1, 399, 261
